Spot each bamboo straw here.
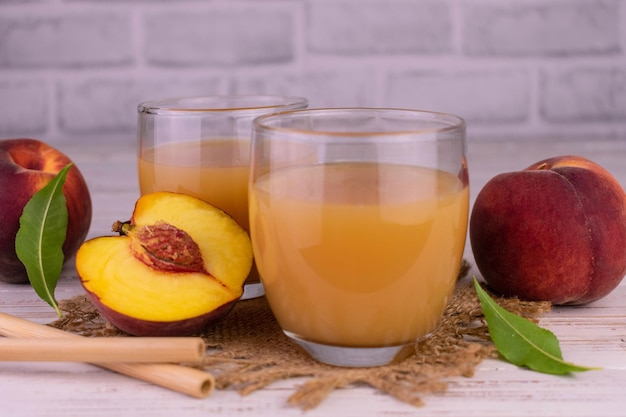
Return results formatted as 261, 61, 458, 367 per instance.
0, 337, 205, 363
0, 312, 215, 398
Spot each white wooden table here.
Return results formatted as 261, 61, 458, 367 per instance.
1, 136, 625, 417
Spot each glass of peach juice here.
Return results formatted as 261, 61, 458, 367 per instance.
136, 96, 308, 300
249, 108, 469, 367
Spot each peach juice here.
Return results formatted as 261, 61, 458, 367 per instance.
250, 162, 469, 347
139, 139, 250, 231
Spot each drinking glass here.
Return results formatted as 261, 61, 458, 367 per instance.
137, 95, 308, 300
249, 108, 468, 367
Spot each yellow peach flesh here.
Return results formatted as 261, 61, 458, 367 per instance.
77, 236, 240, 322
132, 192, 252, 288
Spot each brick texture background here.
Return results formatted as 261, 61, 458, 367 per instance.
0, 0, 625, 144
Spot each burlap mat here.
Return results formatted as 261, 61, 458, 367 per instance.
49, 262, 551, 409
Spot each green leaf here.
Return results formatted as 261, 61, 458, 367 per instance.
473, 277, 599, 375
15, 163, 73, 318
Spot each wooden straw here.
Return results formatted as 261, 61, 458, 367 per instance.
0, 337, 205, 363
0, 312, 214, 398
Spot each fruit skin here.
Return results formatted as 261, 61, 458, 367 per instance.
76, 191, 253, 336
0, 138, 92, 284
470, 155, 626, 305
86, 294, 237, 337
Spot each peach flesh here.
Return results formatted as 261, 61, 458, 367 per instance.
86, 289, 238, 337
77, 191, 252, 336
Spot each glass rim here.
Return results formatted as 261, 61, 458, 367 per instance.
253, 107, 466, 137
137, 95, 308, 115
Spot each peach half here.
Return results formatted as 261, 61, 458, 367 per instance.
470, 155, 626, 305
76, 191, 253, 336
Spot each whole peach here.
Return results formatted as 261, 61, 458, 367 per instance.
0, 138, 92, 283
470, 155, 626, 305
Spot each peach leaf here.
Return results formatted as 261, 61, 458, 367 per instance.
15, 163, 72, 317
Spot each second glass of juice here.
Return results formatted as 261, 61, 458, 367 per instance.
137, 95, 308, 300
250, 108, 469, 367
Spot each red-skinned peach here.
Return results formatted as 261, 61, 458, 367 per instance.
470, 155, 626, 305
0, 138, 92, 284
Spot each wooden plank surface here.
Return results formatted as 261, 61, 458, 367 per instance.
1, 137, 625, 416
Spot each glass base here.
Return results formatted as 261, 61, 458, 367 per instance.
284, 331, 415, 368
241, 282, 265, 300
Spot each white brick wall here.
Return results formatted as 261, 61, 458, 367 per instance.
307, 2, 452, 54
0, 0, 624, 143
